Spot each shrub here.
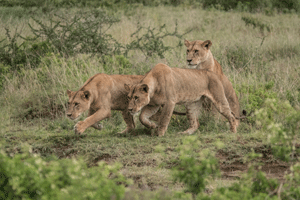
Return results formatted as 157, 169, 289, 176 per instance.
173, 136, 220, 194
29, 9, 121, 58
198, 164, 280, 200
0, 28, 54, 71
255, 98, 299, 161
236, 81, 277, 117
0, 144, 130, 199
125, 21, 193, 59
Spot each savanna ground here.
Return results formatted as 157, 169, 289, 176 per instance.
0, 3, 300, 199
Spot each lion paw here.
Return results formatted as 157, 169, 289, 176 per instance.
92, 123, 103, 130
74, 121, 86, 135
117, 127, 134, 135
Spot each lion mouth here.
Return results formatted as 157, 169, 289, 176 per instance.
67, 114, 81, 121
129, 110, 140, 116
187, 64, 197, 69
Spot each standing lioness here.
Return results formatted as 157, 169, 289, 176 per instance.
125, 63, 237, 136
185, 39, 241, 123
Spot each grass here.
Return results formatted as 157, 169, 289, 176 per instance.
1, 5, 300, 198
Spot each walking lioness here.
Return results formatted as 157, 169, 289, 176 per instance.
66, 74, 142, 135
66, 73, 185, 135
125, 63, 237, 136
185, 39, 242, 124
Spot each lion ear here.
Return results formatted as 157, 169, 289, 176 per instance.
67, 89, 73, 98
202, 40, 212, 50
124, 84, 131, 92
140, 84, 149, 93
83, 91, 90, 100
184, 39, 190, 47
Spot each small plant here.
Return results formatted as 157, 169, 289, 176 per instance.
236, 81, 277, 123
255, 98, 299, 162
173, 136, 220, 195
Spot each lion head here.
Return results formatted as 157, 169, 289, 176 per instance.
184, 39, 212, 68
124, 83, 150, 115
66, 89, 91, 120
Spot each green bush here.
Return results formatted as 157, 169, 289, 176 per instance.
125, 22, 192, 59
255, 98, 300, 161
0, 28, 54, 71
198, 164, 280, 200
29, 9, 121, 58
237, 81, 277, 115
0, 145, 130, 199
173, 136, 220, 194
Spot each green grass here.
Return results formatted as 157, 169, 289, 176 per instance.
1, 5, 300, 198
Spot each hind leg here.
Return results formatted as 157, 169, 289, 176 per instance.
205, 93, 237, 133
209, 96, 237, 133
139, 105, 160, 129
178, 101, 200, 135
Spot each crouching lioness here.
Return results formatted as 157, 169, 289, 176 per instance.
125, 63, 237, 136
66, 73, 143, 135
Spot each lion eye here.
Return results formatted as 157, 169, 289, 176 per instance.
187, 50, 189, 53
134, 96, 139, 100
194, 50, 198, 53
74, 102, 79, 106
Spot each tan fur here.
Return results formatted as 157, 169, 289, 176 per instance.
185, 39, 241, 126
66, 73, 143, 135
125, 63, 237, 136
66, 73, 185, 135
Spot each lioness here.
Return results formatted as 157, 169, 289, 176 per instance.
66, 73, 143, 135
185, 39, 242, 124
125, 63, 237, 136
66, 73, 185, 135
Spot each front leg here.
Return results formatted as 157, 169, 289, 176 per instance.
139, 105, 160, 129
88, 109, 103, 131
178, 101, 200, 135
75, 108, 111, 135
118, 110, 135, 134
156, 102, 175, 136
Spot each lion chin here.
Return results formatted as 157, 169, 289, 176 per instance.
187, 64, 198, 69
129, 110, 141, 116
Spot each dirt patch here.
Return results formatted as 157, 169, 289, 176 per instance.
217, 147, 290, 181
90, 153, 117, 166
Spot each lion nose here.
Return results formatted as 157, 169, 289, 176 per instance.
187, 59, 192, 63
